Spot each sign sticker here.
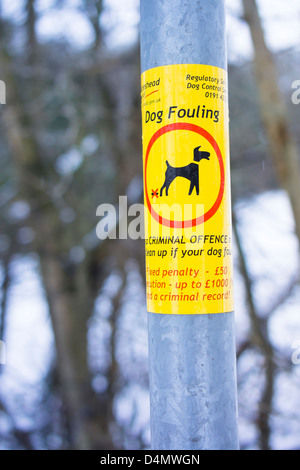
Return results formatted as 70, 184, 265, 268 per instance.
141, 64, 234, 315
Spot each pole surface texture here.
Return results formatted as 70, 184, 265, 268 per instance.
140, 0, 239, 450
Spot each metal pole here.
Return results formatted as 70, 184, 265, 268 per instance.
140, 0, 239, 450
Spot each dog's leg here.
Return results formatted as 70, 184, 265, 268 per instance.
160, 162, 171, 197
188, 182, 195, 195
161, 174, 174, 196
160, 180, 167, 197
165, 174, 176, 196
195, 167, 199, 195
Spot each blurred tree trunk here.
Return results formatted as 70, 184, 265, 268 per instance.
0, 0, 145, 449
0, 1, 115, 448
25, 0, 38, 63
2, 85, 113, 449
40, 253, 94, 449
242, 0, 300, 244
84, 0, 103, 51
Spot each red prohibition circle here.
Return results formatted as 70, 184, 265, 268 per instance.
144, 123, 225, 228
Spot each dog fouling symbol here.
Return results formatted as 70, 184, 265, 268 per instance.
151, 188, 159, 198
160, 146, 210, 196
144, 123, 225, 229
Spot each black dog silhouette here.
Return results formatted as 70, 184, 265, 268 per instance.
160, 146, 210, 196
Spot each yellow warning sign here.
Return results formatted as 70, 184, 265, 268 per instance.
141, 64, 234, 314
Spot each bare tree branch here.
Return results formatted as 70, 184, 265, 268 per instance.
233, 210, 275, 450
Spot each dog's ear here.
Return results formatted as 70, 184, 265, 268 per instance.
194, 146, 201, 159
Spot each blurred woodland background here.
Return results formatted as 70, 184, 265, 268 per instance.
0, 0, 300, 450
